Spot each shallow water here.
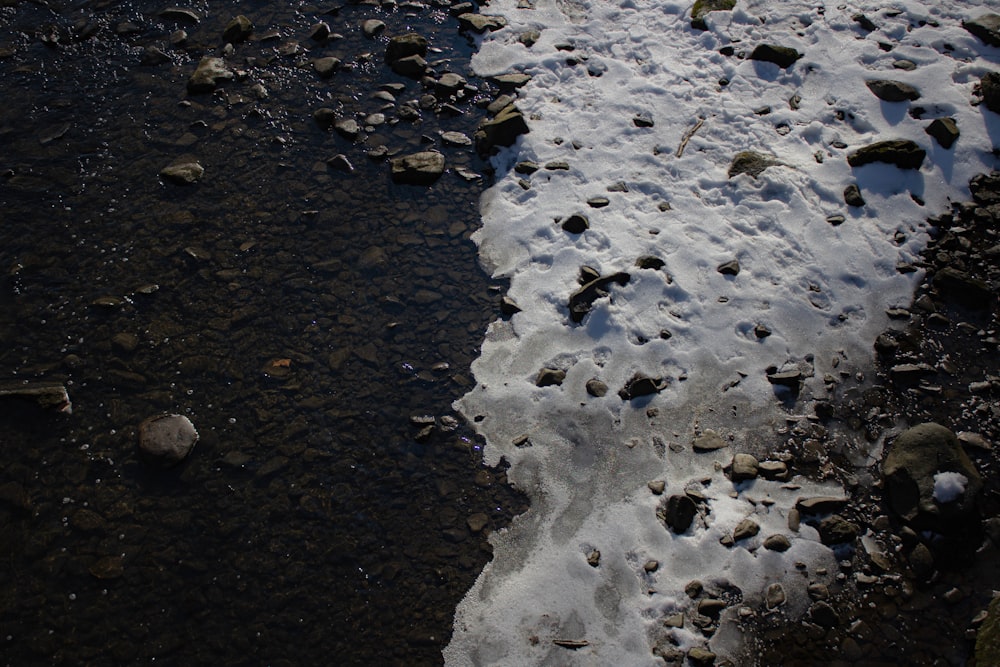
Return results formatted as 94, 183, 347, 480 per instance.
0, 1, 527, 664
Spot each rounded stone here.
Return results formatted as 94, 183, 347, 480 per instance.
138, 414, 199, 467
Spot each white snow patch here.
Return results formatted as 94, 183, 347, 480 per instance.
933, 471, 969, 504
449, 0, 1000, 664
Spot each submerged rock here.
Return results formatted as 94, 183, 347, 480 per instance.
138, 414, 198, 467
390, 151, 445, 185
187, 56, 233, 93
847, 140, 925, 169
222, 15, 253, 43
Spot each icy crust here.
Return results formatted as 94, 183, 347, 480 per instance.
448, 1, 999, 664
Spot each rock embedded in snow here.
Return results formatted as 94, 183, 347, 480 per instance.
717, 259, 740, 276
728, 151, 781, 178
963, 13, 1000, 47
817, 515, 859, 545
749, 44, 802, 69
847, 140, 926, 169
457, 13, 507, 33
585, 378, 608, 397
763, 534, 791, 552
661, 494, 698, 533
925, 117, 960, 148
560, 213, 589, 234
693, 430, 728, 452
690, 0, 736, 31
981, 72, 1000, 115
535, 367, 566, 387
567, 271, 630, 323
390, 151, 445, 185
865, 79, 921, 102
618, 373, 667, 400
766, 583, 786, 609
476, 104, 529, 155
733, 518, 760, 542
138, 414, 198, 467
730, 453, 759, 482
844, 183, 866, 207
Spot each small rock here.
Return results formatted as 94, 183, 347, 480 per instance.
925, 118, 959, 149
766, 583, 786, 608
844, 183, 865, 207
717, 259, 740, 276
809, 601, 840, 628
818, 515, 859, 545
334, 118, 360, 141
730, 453, 759, 482
390, 151, 445, 186
361, 19, 385, 38
476, 104, 529, 155
691, 0, 736, 31
728, 151, 781, 178
457, 13, 507, 33
222, 15, 252, 43
561, 213, 589, 234
662, 494, 697, 533
467, 513, 489, 533
536, 368, 566, 387
313, 56, 341, 78
586, 379, 608, 397
693, 430, 728, 452
749, 44, 802, 69
326, 154, 354, 173
633, 113, 654, 127
865, 79, 920, 102
0, 382, 72, 413
618, 373, 666, 400
963, 13, 1000, 47
587, 549, 601, 567
733, 518, 760, 542
795, 496, 849, 514
138, 414, 198, 467
187, 56, 233, 94
160, 162, 204, 185
308, 22, 331, 41
909, 542, 935, 579
687, 647, 716, 666
763, 534, 791, 552
648, 480, 666, 495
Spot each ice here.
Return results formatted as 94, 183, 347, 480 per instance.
448, 1, 1000, 664
933, 471, 969, 504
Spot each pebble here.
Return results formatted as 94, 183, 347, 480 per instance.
138, 414, 198, 467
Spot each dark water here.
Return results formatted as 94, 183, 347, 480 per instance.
0, 1, 526, 664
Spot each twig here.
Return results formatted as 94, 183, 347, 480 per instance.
676, 117, 706, 157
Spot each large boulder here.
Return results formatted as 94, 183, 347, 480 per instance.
882, 423, 982, 533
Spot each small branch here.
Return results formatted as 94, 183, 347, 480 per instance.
676, 117, 706, 157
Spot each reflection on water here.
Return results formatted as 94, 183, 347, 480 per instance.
0, 0, 526, 664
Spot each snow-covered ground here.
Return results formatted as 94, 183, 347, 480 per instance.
447, 1, 999, 664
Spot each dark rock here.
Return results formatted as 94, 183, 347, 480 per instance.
717, 259, 740, 276
160, 161, 204, 185
585, 379, 608, 397
361, 19, 385, 38
187, 56, 233, 93
500, 296, 521, 316
691, 0, 736, 30
160, 7, 200, 22
326, 154, 354, 173
334, 118, 360, 141
883, 423, 982, 533
688, 647, 716, 666
818, 515, 859, 545
847, 140, 925, 169
865, 79, 920, 102
909, 542, 935, 579
852, 13, 877, 32
633, 113, 654, 127
476, 104, 529, 155
0, 382, 72, 413
308, 21, 331, 41
385, 33, 427, 64
138, 414, 198, 467
436, 72, 467, 97
561, 213, 589, 234
390, 152, 445, 186
970, 171, 1000, 205
662, 494, 697, 533
844, 183, 865, 207
728, 151, 781, 178
313, 56, 341, 78
925, 118, 959, 149
889, 363, 934, 385
140, 46, 171, 66
733, 518, 760, 542
753, 324, 771, 338
933, 267, 993, 307
618, 373, 667, 400
568, 272, 630, 323
391, 54, 427, 78
588, 196, 610, 208
730, 453, 759, 482
766, 369, 802, 389
491, 72, 531, 89
749, 44, 802, 69
763, 534, 791, 551
980, 72, 1000, 114
635, 256, 665, 270
974, 594, 1000, 664
809, 601, 840, 628
535, 368, 566, 387
963, 13, 1000, 47
457, 13, 507, 33
222, 15, 253, 43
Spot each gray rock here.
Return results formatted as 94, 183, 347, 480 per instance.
883, 423, 982, 533
138, 414, 198, 467
536, 368, 566, 387
796, 496, 848, 514
568, 272, 630, 323
390, 151, 445, 186
436, 72, 467, 96
749, 44, 802, 69
586, 379, 608, 397
730, 453, 759, 482
717, 259, 740, 276
312, 107, 336, 128
728, 151, 781, 178
766, 369, 802, 389
386, 33, 426, 63
963, 13, 1000, 47
687, 647, 716, 666
307, 21, 330, 41
691, 0, 736, 30
925, 117, 960, 149
865, 79, 920, 102
187, 56, 233, 93
160, 161, 204, 185
457, 13, 507, 33
223, 15, 252, 43
326, 154, 354, 173
844, 183, 865, 207
334, 118, 359, 141
361, 19, 385, 38
847, 140, 925, 169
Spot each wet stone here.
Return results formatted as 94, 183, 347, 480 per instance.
187, 56, 234, 94
160, 161, 204, 185
223, 15, 253, 43
390, 151, 445, 185
138, 414, 198, 467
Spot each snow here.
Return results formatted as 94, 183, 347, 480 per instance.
933, 471, 969, 504
448, 1, 1000, 664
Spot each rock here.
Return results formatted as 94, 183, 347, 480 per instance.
796, 496, 848, 514
970, 171, 1000, 204
763, 534, 791, 552
847, 140, 925, 170
112, 332, 139, 353
933, 267, 993, 307
853, 13, 877, 32
390, 151, 445, 186
457, 13, 507, 33
730, 454, 759, 482
758, 460, 788, 480
661, 494, 697, 533
981, 72, 1000, 114
536, 368, 566, 387
893, 59, 917, 71
361, 19, 385, 38
889, 363, 934, 385
222, 15, 252, 43
818, 515, 859, 545
187, 56, 233, 93
882, 423, 982, 533
500, 296, 521, 316
385, 33, 427, 64
687, 647, 716, 666
334, 118, 359, 141
313, 107, 337, 128
476, 104, 529, 155
140, 46, 171, 65
585, 379, 608, 397
138, 414, 198, 467
618, 373, 667, 400
633, 113, 654, 127
766, 369, 802, 389
865, 79, 920, 102
844, 183, 865, 207
925, 117, 959, 149
567, 272, 630, 323
728, 151, 781, 178
0, 382, 72, 413
467, 513, 489, 533
964, 14, 1000, 47
749, 44, 802, 69
648, 480, 666, 495
909, 542, 935, 579
160, 161, 204, 185
326, 154, 354, 173
561, 213, 589, 234
698, 598, 727, 619
733, 518, 760, 542
491, 72, 532, 89
717, 259, 740, 276
436, 72, 467, 97
809, 601, 840, 628
766, 583, 786, 609
307, 21, 330, 41
690, 0, 736, 30
693, 430, 728, 452
313, 56, 341, 78
975, 594, 1000, 665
